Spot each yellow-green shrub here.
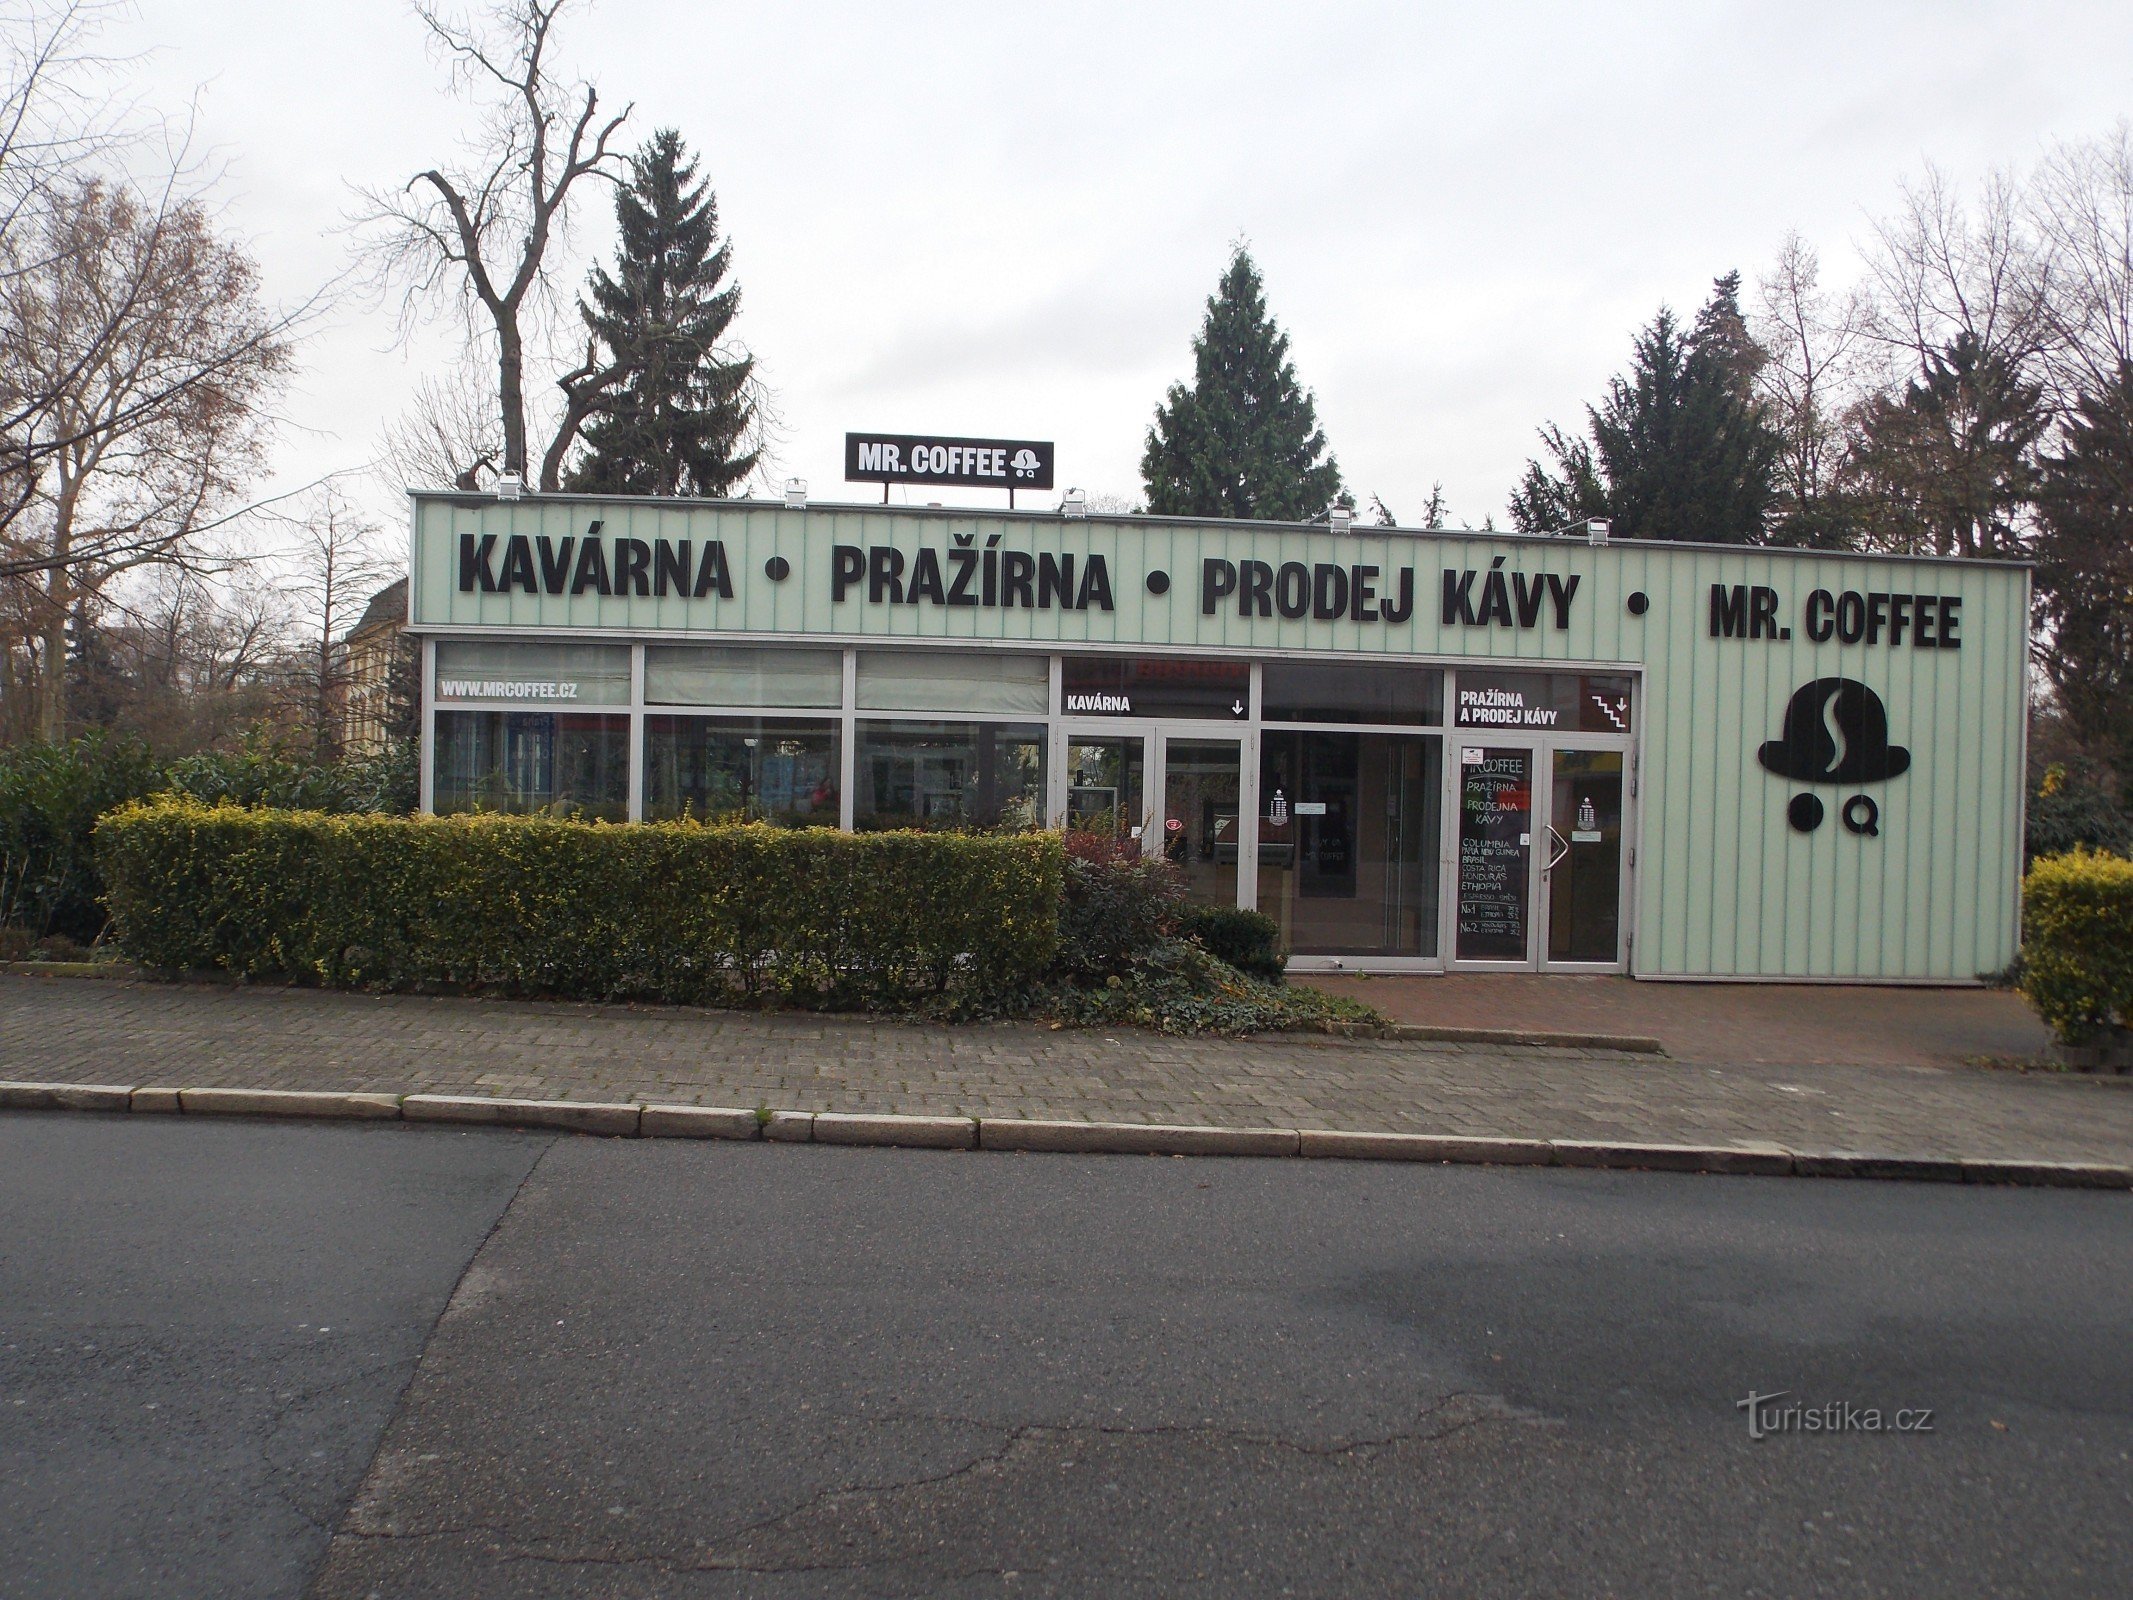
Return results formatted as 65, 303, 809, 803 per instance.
2019, 848, 2133, 1044
95, 801, 1062, 1009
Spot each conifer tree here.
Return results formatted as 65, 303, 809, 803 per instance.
2032, 363, 2133, 795
566, 129, 758, 496
1509, 274, 1782, 541
1141, 249, 1345, 521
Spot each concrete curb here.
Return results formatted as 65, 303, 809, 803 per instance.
815, 1112, 977, 1150
1384, 1023, 1668, 1053
640, 1104, 761, 1140
2, 1081, 2129, 1190
0, 1080, 134, 1112
179, 1087, 402, 1120
1298, 1129, 1553, 1164
401, 1094, 642, 1136
978, 1119, 1301, 1157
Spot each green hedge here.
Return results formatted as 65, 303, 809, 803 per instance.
1176, 904, 1286, 981
2019, 848, 2133, 1044
96, 801, 1061, 1009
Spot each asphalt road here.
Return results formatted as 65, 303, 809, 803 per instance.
3, 1117, 2129, 1599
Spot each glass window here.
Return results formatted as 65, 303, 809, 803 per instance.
1259, 731, 1441, 957
643, 717, 839, 825
1262, 661, 1441, 726
1065, 734, 1147, 844
1060, 656, 1250, 720
853, 721, 1046, 831
433, 711, 629, 821
1452, 671, 1634, 734
434, 640, 631, 706
645, 646, 842, 708
856, 650, 1049, 715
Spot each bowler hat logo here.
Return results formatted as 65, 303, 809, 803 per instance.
1758, 677, 1910, 784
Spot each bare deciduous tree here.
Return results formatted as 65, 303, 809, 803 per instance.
355, 0, 629, 486
2027, 122, 2133, 407
1754, 233, 1875, 546
376, 359, 505, 492
269, 487, 397, 760
0, 178, 291, 736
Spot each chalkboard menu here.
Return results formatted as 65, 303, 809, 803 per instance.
1456, 748, 1532, 961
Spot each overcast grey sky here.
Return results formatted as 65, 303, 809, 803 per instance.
115, 0, 2133, 528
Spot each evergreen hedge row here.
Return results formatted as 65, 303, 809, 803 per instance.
96, 801, 1062, 1009
2018, 848, 2133, 1045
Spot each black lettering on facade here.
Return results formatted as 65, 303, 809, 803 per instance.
1038, 553, 1075, 609
616, 538, 652, 597
1275, 562, 1309, 619
654, 539, 691, 596
832, 545, 865, 601
1076, 554, 1113, 611
1544, 572, 1580, 630
908, 546, 946, 606
1201, 558, 1237, 615
497, 535, 537, 594
1380, 568, 1416, 623
946, 544, 979, 605
692, 541, 732, 599
868, 545, 905, 604
538, 536, 576, 594
1311, 562, 1348, 621
570, 537, 612, 596
1350, 565, 1379, 622
1240, 560, 1274, 617
1001, 549, 1035, 608
459, 533, 498, 593
1513, 571, 1546, 628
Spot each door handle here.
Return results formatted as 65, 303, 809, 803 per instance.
1543, 824, 1570, 872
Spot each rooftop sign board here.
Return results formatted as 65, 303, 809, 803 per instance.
844, 432, 1054, 493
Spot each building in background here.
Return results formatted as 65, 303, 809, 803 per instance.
336, 576, 413, 758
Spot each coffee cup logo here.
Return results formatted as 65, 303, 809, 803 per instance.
1759, 677, 1909, 836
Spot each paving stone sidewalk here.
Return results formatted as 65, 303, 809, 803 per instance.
4, 974, 2130, 1167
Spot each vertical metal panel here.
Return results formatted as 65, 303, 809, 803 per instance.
409, 494, 2027, 980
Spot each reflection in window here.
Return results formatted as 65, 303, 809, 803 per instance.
433, 641, 631, 705
645, 646, 842, 708
1258, 730, 1440, 956
643, 717, 839, 825
434, 711, 630, 820
853, 721, 1045, 831
857, 651, 1048, 714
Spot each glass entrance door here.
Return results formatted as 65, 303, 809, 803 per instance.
1449, 740, 1630, 971
1453, 745, 1537, 963
1155, 733, 1245, 907
1544, 747, 1626, 966
1063, 730, 1150, 850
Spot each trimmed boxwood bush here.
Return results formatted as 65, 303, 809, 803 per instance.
2019, 848, 2133, 1044
1176, 903, 1286, 980
96, 801, 1061, 1010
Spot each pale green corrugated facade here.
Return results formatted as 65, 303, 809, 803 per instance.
408, 491, 2029, 981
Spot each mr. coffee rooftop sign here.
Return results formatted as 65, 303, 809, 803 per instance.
844, 432, 1054, 492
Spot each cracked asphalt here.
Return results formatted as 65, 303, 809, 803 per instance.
4, 1116, 2130, 1598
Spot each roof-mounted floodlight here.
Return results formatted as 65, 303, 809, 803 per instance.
1061, 488, 1088, 518
1328, 504, 1353, 534
784, 479, 807, 509
495, 472, 524, 501
1586, 517, 1611, 546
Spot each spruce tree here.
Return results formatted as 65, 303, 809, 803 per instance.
1848, 333, 2044, 559
566, 130, 758, 497
1509, 275, 1782, 541
2032, 363, 2133, 796
1141, 249, 1344, 521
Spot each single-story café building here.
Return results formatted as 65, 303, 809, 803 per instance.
407, 488, 2028, 982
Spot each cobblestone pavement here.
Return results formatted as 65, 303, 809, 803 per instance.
5, 974, 2130, 1166
1300, 973, 2052, 1068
